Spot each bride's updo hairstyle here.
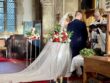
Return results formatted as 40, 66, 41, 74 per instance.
59, 13, 73, 31
66, 14, 73, 22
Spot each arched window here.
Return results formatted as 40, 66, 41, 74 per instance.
0, 0, 16, 33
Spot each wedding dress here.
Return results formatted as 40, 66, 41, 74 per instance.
0, 41, 72, 83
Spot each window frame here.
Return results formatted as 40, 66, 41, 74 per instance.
0, 0, 16, 34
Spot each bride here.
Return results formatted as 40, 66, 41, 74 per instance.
0, 13, 73, 83
59, 13, 73, 31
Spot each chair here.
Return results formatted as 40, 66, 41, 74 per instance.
0, 39, 7, 58
6, 35, 27, 59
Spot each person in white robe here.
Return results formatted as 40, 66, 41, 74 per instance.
89, 9, 107, 55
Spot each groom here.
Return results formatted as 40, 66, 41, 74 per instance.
67, 11, 88, 58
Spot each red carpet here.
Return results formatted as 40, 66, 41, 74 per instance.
29, 81, 48, 83
20, 76, 83, 83
8, 58, 31, 63
20, 81, 49, 83
0, 57, 9, 62
0, 57, 31, 63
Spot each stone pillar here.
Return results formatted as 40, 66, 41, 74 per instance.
40, 0, 55, 43
53, 0, 62, 24
23, 0, 33, 21
16, 0, 35, 34
16, 0, 24, 34
63, 0, 65, 15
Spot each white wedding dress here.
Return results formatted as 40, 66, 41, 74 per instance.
0, 41, 72, 83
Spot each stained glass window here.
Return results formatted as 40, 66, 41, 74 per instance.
0, 0, 16, 32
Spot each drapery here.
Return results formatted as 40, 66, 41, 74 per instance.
0, 41, 72, 83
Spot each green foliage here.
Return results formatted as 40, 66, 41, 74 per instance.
80, 48, 95, 57
48, 30, 54, 38
48, 24, 61, 37
67, 31, 73, 38
25, 30, 38, 36
26, 31, 32, 36
34, 30, 38, 34
54, 24, 61, 32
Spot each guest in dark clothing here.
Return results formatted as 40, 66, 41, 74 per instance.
67, 11, 88, 57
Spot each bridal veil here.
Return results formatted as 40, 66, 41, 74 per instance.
0, 41, 72, 83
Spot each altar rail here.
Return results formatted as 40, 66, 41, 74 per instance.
83, 56, 110, 83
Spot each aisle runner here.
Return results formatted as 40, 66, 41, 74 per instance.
0, 57, 8, 62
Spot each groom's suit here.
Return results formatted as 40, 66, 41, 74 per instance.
67, 19, 88, 57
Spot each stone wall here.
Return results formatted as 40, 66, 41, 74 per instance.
64, 0, 79, 16
40, 0, 55, 42
16, 0, 40, 34
0, 0, 79, 39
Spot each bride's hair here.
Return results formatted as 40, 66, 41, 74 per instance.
59, 13, 73, 31
59, 13, 73, 26
67, 14, 73, 22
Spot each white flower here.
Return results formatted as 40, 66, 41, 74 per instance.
50, 38, 53, 41
44, 34, 49, 38
67, 39, 71, 42
60, 38, 62, 42
54, 35, 59, 38
65, 33, 68, 36
60, 34, 63, 37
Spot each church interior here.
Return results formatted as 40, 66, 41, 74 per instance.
0, 0, 110, 83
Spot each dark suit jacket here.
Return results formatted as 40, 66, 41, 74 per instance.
67, 19, 88, 57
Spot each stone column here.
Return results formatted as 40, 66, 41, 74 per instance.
23, 0, 33, 21
40, 0, 55, 43
16, 0, 24, 34
63, 0, 65, 15
53, 0, 63, 24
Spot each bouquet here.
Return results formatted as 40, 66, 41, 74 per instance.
49, 24, 73, 43
25, 27, 40, 40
